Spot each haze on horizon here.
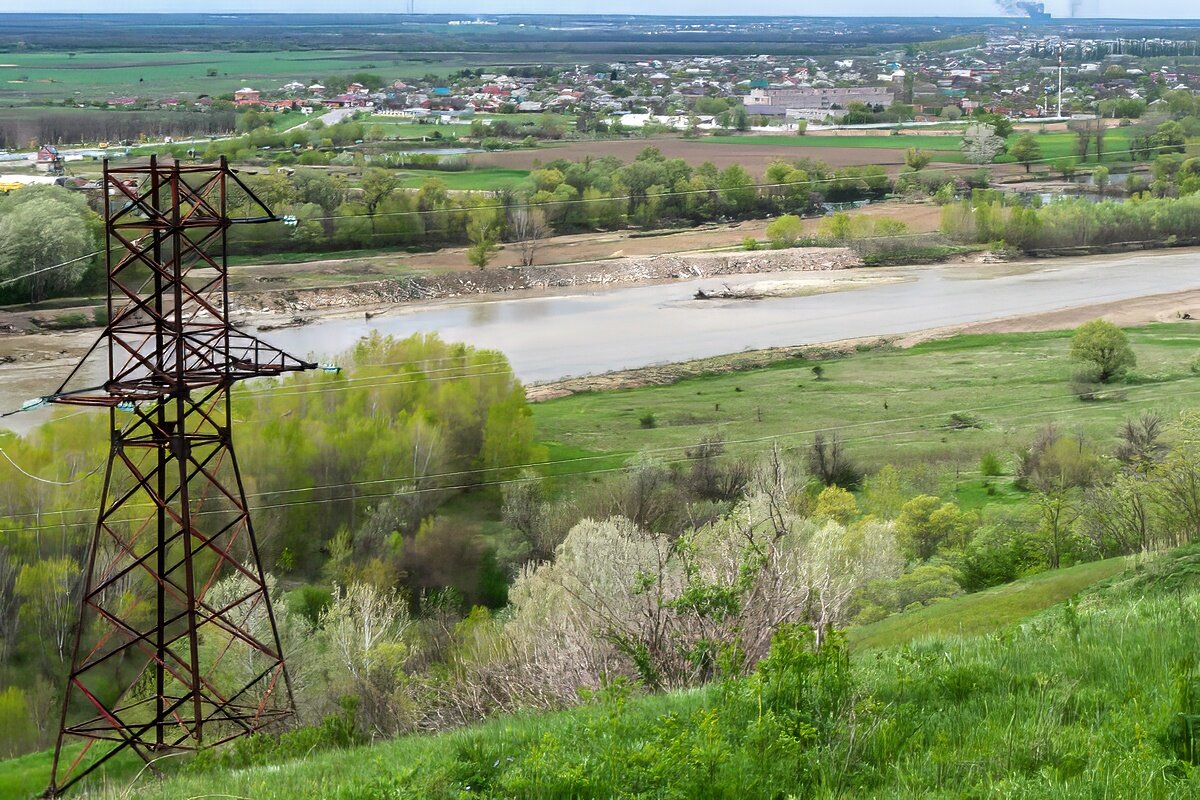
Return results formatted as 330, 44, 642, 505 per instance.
2, 1, 1199, 20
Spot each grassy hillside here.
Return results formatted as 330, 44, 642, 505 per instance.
8, 546, 1196, 799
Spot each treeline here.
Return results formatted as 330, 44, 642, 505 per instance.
0, 109, 237, 150
225, 148, 894, 257
942, 186, 1200, 252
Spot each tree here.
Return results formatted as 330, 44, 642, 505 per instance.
961, 123, 1004, 164
717, 164, 756, 214
895, 495, 972, 562
466, 208, 500, 269
360, 168, 401, 232
1093, 165, 1110, 194
904, 148, 931, 172
14, 558, 79, 671
765, 214, 804, 248
1009, 134, 1042, 173
0, 189, 98, 302
508, 206, 547, 266
733, 105, 749, 132
1070, 319, 1136, 383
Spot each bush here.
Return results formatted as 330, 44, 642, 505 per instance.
979, 451, 1003, 477
639, 412, 657, 429
741, 236, 761, 251
947, 411, 983, 430
1070, 319, 1136, 384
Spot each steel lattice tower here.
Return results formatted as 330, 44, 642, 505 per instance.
45, 156, 314, 796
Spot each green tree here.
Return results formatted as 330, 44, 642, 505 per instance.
1070, 319, 1136, 383
904, 148, 931, 172
1009, 134, 1042, 173
467, 207, 500, 269
814, 485, 858, 525
896, 495, 972, 561
733, 105, 749, 132
765, 214, 804, 248
14, 557, 79, 671
1093, 165, 1110, 193
0, 188, 98, 302
718, 165, 756, 214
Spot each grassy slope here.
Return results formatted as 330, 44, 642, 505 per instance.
847, 556, 1129, 650
533, 324, 1200, 479
14, 548, 1193, 799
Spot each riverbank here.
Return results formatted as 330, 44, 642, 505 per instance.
232, 247, 864, 315
525, 284, 1200, 401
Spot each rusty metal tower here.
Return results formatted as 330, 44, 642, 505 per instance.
45, 156, 313, 796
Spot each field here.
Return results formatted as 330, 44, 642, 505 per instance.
471, 137, 917, 173
470, 129, 1142, 177
708, 133, 966, 150
704, 128, 1140, 167
0, 51, 493, 102
532, 323, 1200, 480
395, 167, 530, 190
4, 545, 1193, 799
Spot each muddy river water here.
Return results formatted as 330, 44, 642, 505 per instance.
263, 249, 1200, 381
3, 249, 1199, 434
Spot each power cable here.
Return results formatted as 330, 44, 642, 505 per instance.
6, 370, 1200, 532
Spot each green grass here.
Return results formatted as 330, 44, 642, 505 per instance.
706, 133, 965, 150
0, 743, 143, 799
367, 119, 475, 138
533, 324, 1200, 478
702, 129, 1140, 166
395, 167, 530, 190
0, 51, 492, 102
847, 556, 1129, 650
13, 545, 1197, 799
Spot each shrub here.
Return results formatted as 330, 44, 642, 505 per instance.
947, 412, 983, 430
979, 451, 1003, 477
1070, 319, 1136, 383
639, 412, 657, 429
741, 236, 761, 251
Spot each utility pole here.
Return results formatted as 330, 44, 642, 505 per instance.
45, 156, 314, 797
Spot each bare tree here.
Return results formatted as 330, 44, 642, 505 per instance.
509, 206, 548, 267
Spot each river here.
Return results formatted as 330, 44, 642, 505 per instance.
4, 248, 1200, 434
262, 249, 1200, 382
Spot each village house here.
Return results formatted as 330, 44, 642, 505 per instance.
233, 87, 261, 106
34, 145, 63, 174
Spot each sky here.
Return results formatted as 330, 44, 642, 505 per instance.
2, 2, 1197, 18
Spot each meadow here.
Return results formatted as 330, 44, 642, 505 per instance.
0, 51, 488, 102
395, 167, 530, 190
532, 324, 1200, 486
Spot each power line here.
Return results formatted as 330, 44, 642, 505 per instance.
7, 370, 1200, 532
0, 250, 103, 289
